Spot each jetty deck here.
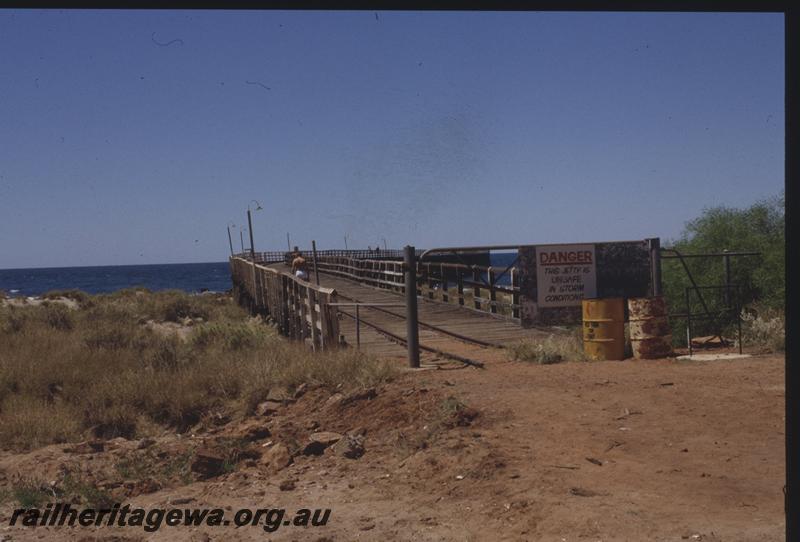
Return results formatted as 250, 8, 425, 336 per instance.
269, 262, 555, 361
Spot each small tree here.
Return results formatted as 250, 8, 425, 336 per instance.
661, 192, 784, 340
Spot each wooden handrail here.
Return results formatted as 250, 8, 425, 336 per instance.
309, 255, 521, 322
230, 257, 339, 350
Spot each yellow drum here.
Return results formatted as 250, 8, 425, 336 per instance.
582, 298, 625, 361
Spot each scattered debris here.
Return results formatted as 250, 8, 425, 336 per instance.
690, 335, 730, 348
570, 487, 600, 497
585, 457, 603, 466
615, 408, 643, 420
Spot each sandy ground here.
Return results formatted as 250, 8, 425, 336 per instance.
0, 351, 785, 542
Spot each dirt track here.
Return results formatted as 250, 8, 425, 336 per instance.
1, 353, 785, 541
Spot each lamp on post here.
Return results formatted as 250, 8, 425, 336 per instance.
247, 200, 263, 262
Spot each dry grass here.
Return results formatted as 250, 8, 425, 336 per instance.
41, 289, 91, 306
0, 290, 397, 451
507, 329, 588, 364
740, 306, 785, 352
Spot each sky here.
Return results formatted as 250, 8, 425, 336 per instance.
0, 10, 784, 269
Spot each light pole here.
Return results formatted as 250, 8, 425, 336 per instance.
246, 200, 264, 312
344, 234, 349, 250
382, 237, 387, 251
239, 227, 246, 253
226, 221, 236, 256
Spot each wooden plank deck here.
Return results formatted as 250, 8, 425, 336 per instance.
272, 264, 556, 359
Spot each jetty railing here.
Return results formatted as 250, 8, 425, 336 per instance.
234, 251, 520, 323
230, 257, 340, 350
416, 261, 520, 320
311, 256, 520, 321
234, 249, 408, 264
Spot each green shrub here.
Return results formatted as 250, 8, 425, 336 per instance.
661, 193, 784, 346
11, 481, 51, 508
663, 193, 784, 309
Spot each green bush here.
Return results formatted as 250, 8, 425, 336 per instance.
662, 192, 784, 311
661, 193, 784, 344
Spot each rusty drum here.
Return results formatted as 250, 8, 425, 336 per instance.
628, 296, 673, 359
582, 298, 625, 361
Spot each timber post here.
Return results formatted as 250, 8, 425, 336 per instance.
649, 237, 662, 297
404, 245, 420, 368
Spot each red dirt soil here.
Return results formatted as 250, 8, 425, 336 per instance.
0, 352, 785, 541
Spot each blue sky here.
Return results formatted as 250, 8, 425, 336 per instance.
0, 10, 784, 268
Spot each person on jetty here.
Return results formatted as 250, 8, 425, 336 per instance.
291, 248, 309, 281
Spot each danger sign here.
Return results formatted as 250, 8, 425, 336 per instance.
536, 244, 597, 307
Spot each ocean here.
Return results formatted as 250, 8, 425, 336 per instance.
0, 252, 519, 298
0, 262, 232, 298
